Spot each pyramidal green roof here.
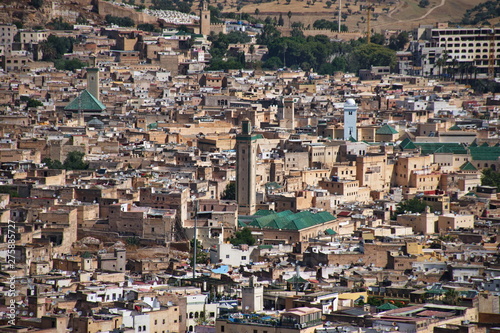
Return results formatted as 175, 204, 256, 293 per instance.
348, 136, 357, 142
459, 161, 478, 171
376, 124, 398, 135
377, 303, 399, 310
400, 138, 417, 150
64, 89, 106, 112
448, 124, 462, 131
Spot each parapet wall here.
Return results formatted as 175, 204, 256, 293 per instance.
278, 27, 363, 40
98, 0, 157, 25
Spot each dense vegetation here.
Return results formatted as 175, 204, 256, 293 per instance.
137, 23, 160, 32
54, 58, 87, 72
312, 19, 348, 32
206, 16, 404, 74
221, 182, 236, 200
105, 14, 135, 27
228, 227, 256, 246
394, 198, 429, 215
207, 31, 251, 70
481, 168, 500, 190
259, 26, 397, 74
151, 0, 192, 14
47, 17, 73, 30
30, 0, 43, 9
40, 35, 75, 61
42, 151, 89, 170
461, 0, 500, 25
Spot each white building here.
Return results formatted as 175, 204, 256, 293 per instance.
209, 243, 255, 267
343, 99, 358, 141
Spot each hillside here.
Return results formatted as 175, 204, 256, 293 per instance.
0, 0, 103, 28
214, 0, 493, 33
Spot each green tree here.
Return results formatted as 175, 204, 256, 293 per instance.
40, 35, 75, 61
228, 227, 256, 246
481, 168, 500, 190
221, 182, 236, 200
388, 31, 409, 51
26, 98, 43, 108
137, 23, 159, 32
326, 1, 332, 8
418, 0, 429, 7
255, 8, 260, 15
105, 14, 135, 27
395, 198, 429, 215
190, 239, 208, 266
48, 17, 73, 30
443, 289, 461, 305
42, 157, 64, 169
347, 42, 396, 72
278, 13, 285, 26
30, 0, 44, 9
63, 151, 89, 170
76, 15, 89, 25
54, 58, 87, 72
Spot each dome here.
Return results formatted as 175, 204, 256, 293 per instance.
345, 98, 356, 106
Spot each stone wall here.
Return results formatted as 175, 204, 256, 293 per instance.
98, 0, 157, 25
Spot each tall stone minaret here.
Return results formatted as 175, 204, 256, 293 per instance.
344, 98, 358, 140
86, 67, 100, 101
200, 1, 211, 36
236, 118, 257, 216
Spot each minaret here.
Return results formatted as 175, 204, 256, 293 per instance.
236, 118, 257, 216
280, 97, 295, 129
200, 1, 210, 36
86, 67, 100, 101
343, 98, 358, 140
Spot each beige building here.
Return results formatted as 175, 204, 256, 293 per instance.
396, 208, 438, 234
437, 214, 474, 232
356, 153, 393, 192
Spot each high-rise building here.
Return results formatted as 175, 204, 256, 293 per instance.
236, 119, 257, 216
343, 99, 358, 141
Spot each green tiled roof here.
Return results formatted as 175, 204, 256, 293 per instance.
459, 161, 478, 171
376, 124, 398, 135
348, 136, 357, 142
400, 138, 417, 150
448, 125, 462, 131
414, 142, 468, 155
377, 303, 399, 310
64, 89, 106, 112
245, 210, 336, 231
325, 228, 337, 235
469, 146, 500, 160
480, 142, 490, 147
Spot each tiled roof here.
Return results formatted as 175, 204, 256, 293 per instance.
459, 161, 478, 171
245, 210, 336, 231
64, 89, 106, 112
400, 138, 417, 150
469, 146, 500, 160
415, 142, 468, 155
376, 124, 398, 135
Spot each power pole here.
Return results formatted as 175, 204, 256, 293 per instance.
338, 0, 342, 33
192, 199, 198, 279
